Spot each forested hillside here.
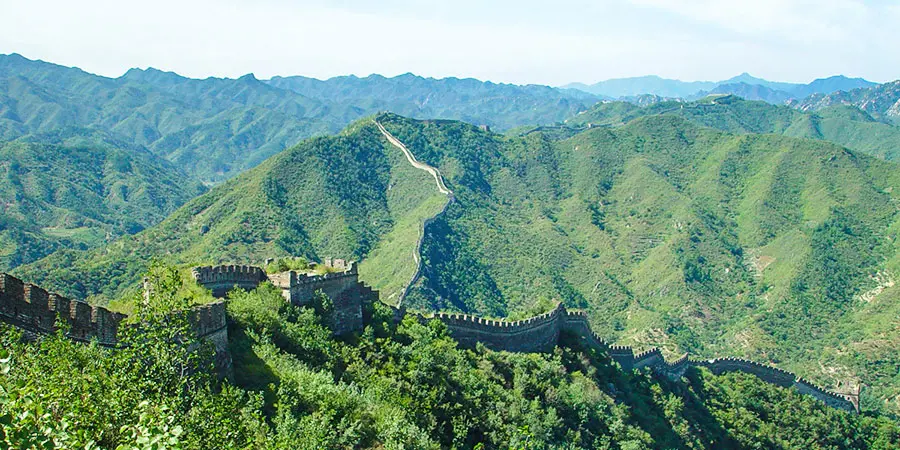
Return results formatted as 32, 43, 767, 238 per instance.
17, 113, 900, 414
0, 131, 206, 270
384, 114, 900, 413
13, 118, 446, 306
0, 53, 597, 182
567, 95, 900, 160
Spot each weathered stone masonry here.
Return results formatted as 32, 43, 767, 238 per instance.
0, 273, 232, 373
192, 262, 379, 336
424, 303, 860, 413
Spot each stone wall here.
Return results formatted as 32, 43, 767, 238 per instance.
190, 265, 267, 297
694, 357, 796, 388
194, 261, 377, 336
0, 272, 231, 374
431, 305, 563, 353
5, 264, 860, 414
0, 273, 126, 345
425, 303, 860, 413
794, 378, 860, 413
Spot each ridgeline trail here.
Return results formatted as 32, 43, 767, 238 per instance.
375, 120, 454, 306
376, 121, 453, 195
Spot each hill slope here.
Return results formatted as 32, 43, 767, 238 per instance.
567, 96, 900, 160
17, 114, 900, 413
0, 53, 598, 182
0, 131, 206, 270
14, 118, 447, 305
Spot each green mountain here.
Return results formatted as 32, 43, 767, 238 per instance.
13, 117, 447, 305
0, 130, 206, 270
792, 80, 900, 125
267, 73, 597, 131
0, 54, 340, 182
567, 95, 900, 160
17, 113, 900, 414
1, 54, 598, 182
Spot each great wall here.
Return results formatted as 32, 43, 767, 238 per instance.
191, 260, 379, 336
1, 261, 859, 413
0, 272, 231, 374
0, 123, 863, 415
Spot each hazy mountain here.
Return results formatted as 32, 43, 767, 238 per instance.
697, 83, 792, 104
563, 75, 716, 98
0, 53, 599, 182
791, 75, 877, 98
266, 72, 598, 130
18, 113, 900, 413
792, 80, 900, 125
565, 73, 876, 103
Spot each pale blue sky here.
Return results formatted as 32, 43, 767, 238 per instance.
1, 0, 897, 85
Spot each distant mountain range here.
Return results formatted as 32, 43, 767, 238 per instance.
564, 73, 876, 103
791, 80, 900, 125
0, 53, 598, 182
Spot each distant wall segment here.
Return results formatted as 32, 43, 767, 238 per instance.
422, 303, 860, 414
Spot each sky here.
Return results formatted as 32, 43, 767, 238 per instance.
1, 0, 898, 86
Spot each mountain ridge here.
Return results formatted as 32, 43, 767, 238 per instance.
564, 73, 877, 102
16, 112, 900, 414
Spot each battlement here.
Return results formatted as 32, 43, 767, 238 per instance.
192, 259, 369, 336
793, 377, 859, 413
415, 301, 862, 413
0, 273, 127, 345
189, 301, 228, 337
191, 264, 265, 281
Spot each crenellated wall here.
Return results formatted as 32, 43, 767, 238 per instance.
794, 378, 860, 413
693, 357, 796, 388
194, 261, 378, 336
0, 272, 231, 374
190, 265, 267, 297
431, 305, 563, 353
0, 273, 127, 345
4, 266, 860, 413
424, 303, 861, 414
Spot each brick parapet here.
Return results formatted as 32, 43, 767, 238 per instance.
419, 302, 860, 413
1, 273, 230, 375
1, 273, 127, 345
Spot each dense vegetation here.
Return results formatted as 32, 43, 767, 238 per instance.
18, 113, 900, 415
0, 53, 597, 182
566, 96, 900, 160
2, 267, 897, 449
0, 133, 206, 271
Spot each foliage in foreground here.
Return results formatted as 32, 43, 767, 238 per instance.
2, 267, 898, 449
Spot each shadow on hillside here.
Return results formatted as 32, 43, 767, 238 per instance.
559, 331, 743, 448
